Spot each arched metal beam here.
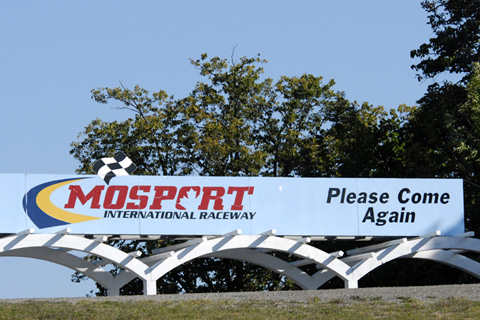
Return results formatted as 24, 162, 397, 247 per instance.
0, 233, 156, 294
117, 247, 317, 291
310, 248, 480, 289
406, 250, 480, 279
5, 234, 480, 295
202, 249, 316, 289
0, 247, 116, 290
350, 237, 480, 281
115, 246, 324, 291
309, 237, 480, 288
146, 235, 352, 286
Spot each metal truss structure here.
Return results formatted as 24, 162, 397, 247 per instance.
0, 229, 478, 296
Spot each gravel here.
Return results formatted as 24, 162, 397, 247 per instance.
3, 284, 480, 304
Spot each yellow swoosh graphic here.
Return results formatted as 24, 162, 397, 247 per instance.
36, 179, 101, 224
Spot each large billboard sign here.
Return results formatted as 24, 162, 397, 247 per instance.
0, 174, 465, 237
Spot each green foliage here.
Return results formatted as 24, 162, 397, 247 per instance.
74, 54, 407, 180
299, 98, 414, 178
403, 63, 480, 236
71, 53, 409, 295
70, 2, 480, 294
411, 0, 480, 80
408, 0, 480, 237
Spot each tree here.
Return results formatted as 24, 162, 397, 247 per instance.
373, 1, 480, 288
407, 0, 480, 236
298, 97, 413, 178
404, 64, 480, 232
410, 0, 480, 81
72, 85, 186, 177
71, 54, 411, 294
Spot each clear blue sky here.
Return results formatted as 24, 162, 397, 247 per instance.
0, 1, 441, 298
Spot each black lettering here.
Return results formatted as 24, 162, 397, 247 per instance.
398, 188, 410, 204
104, 210, 115, 218
405, 210, 415, 223
358, 192, 367, 203
423, 193, 439, 204
441, 193, 450, 204
389, 211, 399, 223
368, 192, 378, 204
207, 212, 215, 219
346, 192, 356, 204
362, 207, 375, 223
231, 211, 241, 219
327, 188, 341, 203
376, 211, 387, 226
340, 188, 346, 203
411, 193, 421, 203
379, 193, 389, 204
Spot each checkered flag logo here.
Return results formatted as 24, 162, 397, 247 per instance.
92, 151, 137, 185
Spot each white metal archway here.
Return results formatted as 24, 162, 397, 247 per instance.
1, 229, 479, 295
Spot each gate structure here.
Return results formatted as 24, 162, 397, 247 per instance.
0, 174, 474, 295
1, 229, 479, 295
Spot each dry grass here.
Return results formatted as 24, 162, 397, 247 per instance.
0, 297, 480, 320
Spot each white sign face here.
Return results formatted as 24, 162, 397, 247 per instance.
0, 174, 465, 237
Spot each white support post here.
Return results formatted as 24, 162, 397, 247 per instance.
118, 235, 141, 240
347, 238, 408, 256
283, 236, 311, 243
144, 252, 177, 273
260, 229, 276, 236
455, 231, 475, 238
93, 236, 109, 243
144, 251, 176, 267
55, 228, 71, 235
330, 251, 344, 258
312, 251, 344, 269
412, 230, 441, 240
341, 252, 376, 263
152, 236, 207, 255
16, 229, 34, 235
345, 279, 358, 289
290, 259, 316, 267
128, 250, 142, 258
106, 287, 121, 296
297, 237, 311, 244
143, 279, 157, 295
223, 229, 242, 237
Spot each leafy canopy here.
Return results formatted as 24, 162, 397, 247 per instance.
411, 0, 480, 81
71, 53, 409, 294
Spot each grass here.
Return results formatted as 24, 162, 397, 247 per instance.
0, 297, 479, 320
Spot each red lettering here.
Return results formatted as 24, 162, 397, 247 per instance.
103, 186, 128, 209
64, 185, 104, 209
198, 187, 225, 210
150, 186, 177, 209
227, 186, 254, 210
175, 186, 201, 210
126, 185, 151, 209
64, 184, 254, 212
